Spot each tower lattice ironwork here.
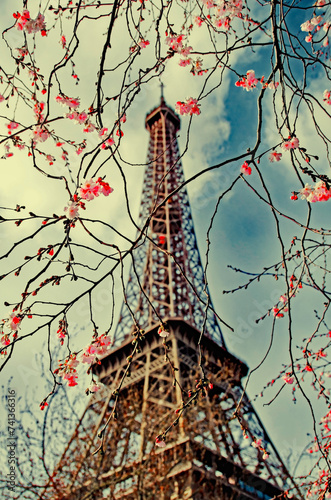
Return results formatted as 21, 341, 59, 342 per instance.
44, 99, 302, 500
114, 97, 224, 347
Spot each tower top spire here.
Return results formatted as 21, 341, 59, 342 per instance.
160, 80, 164, 100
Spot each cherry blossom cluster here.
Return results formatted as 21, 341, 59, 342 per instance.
54, 354, 79, 387
235, 70, 259, 91
13, 11, 47, 36
214, 0, 244, 30
301, 7, 330, 47
99, 127, 115, 149
54, 334, 112, 390
282, 373, 294, 384
33, 126, 50, 143
138, 39, 150, 49
64, 177, 113, 220
79, 177, 113, 200
281, 136, 300, 151
251, 438, 269, 460
80, 334, 112, 365
55, 95, 80, 109
165, 34, 193, 67
175, 98, 201, 116
193, 0, 245, 32
66, 110, 96, 133
1, 313, 21, 349
298, 181, 331, 203
305, 469, 330, 498
235, 70, 279, 91
165, 34, 191, 55
7, 121, 19, 135
272, 276, 302, 318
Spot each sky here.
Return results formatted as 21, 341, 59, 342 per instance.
0, 0, 330, 496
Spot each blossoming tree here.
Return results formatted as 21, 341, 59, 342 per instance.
0, 0, 330, 497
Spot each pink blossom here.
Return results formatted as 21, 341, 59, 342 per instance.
283, 374, 294, 384
247, 70, 258, 87
0, 95, 4, 103
269, 151, 282, 162
282, 137, 299, 151
56, 95, 80, 109
235, 70, 259, 91
267, 81, 279, 90
83, 122, 96, 133
301, 20, 315, 32
180, 45, 192, 57
64, 201, 80, 220
16, 11, 47, 35
64, 373, 78, 387
16, 47, 28, 59
323, 90, 331, 105
158, 325, 170, 337
79, 179, 100, 201
7, 122, 19, 134
100, 137, 115, 149
291, 137, 299, 148
263, 452, 269, 460
315, 0, 326, 7
97, 177, 114, 196
88, 382, 101, 393
80, 334, 112, 364
195, 16, 203, 27
165, 34, 184, 52
66, 111, 88, 124
240, 161, 251, 175
13, 10, 30, 31
1, 335, 10, 346
179, 58, 191, 67
299, 182, 331, 203
311, 16, 322, 26
33, 126, 49, 143
8, 313, 21, 332
40, 401, 48, 410
99, 127, 108, 137
279, 295, 287, 304
175, 97, 201, 116
80, 345, 97, 364
252, 438, 262, 448
138, 39, 150, 49
67, 356, 79, 369
273, 307, 284, 318
57, 330, 66, 340
155, 436, 166, 448
202, 0, 215, 7
299, 183, 314, 200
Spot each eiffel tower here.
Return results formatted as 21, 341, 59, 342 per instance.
45, 97, 302, 500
